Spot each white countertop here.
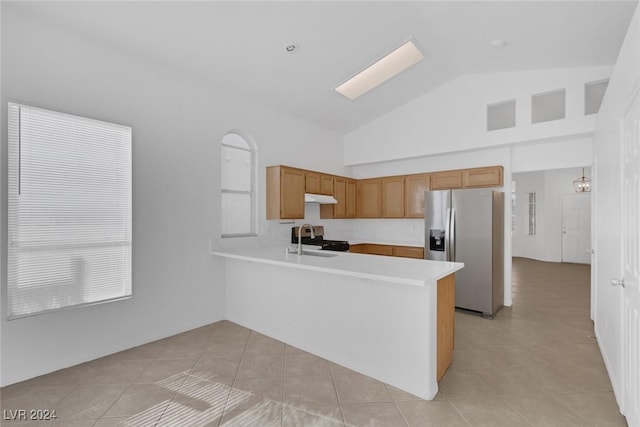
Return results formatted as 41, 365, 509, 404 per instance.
211, 245, 463, 287
348, 238, 424, 247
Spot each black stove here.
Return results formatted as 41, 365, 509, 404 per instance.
291, 226, 350, 252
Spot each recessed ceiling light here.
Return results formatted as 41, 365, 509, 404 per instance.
334, 40, 424, 101
491, 39, 507, 48
285, 43, 298, 53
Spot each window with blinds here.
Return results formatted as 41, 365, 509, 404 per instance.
7, 103, 132, 319
221, 132, 256, 237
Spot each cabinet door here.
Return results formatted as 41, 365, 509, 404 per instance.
462, 166, 503, 188
437, 274, 455, 381
392, 246, 424, 259
431, 170, 463, 190
320, 175, 334, 195
405, 174, 430, 218
281, 167, 305, 219
333, 177, 347, 218
346, 179, 357, 218
366, 244, 393, 256
348, 244, 366, 253
381, 176, 405, 218
357, 179, 381, 218
305, 172, 321, 193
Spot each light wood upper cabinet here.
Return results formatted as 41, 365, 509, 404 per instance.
266, 166, 305, 219
357, 179, 382, 218
269, 164, 503, 220
431, 170, 463, 190
305, 172, 321, 194
320, 175, 334, 195
346, 179, 357, 218
463, 166, 503, 188
320, 176, 357, 219
306, 172, 334, 195
381, 176, 405, 218
332, 177, 347, 218
405, 174, 430, 218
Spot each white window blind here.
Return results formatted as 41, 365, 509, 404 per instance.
7, 103, 132, 319
221, 133, 256, 237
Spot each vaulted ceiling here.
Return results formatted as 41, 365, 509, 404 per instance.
5, 1, 637, 133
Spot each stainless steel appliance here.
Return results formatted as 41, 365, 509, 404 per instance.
291, 226, 350, 251
424, 189, 504, 317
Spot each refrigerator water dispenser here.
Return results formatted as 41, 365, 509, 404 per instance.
429, 229, 446, 251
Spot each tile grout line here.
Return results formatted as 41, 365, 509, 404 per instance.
281, 344, 287, 427
500, 396, 543, 427
383, 383, 410, 427
444, 398, 474, 427
548, 392, 602, 427
326, 360, 347, 426
152, 356, 200, 427
223, 326, 251, 417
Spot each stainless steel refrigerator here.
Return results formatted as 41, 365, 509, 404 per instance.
424, 189, 504, 317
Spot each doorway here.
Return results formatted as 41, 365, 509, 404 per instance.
511, 167, 592, 265
561, 194, 591, 264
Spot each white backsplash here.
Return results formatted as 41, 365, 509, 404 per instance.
215, 203, 425, 252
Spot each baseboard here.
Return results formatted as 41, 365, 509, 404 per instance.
594, 325, 625, 417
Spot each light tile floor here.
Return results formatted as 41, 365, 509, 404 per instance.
0, 258, 628, 426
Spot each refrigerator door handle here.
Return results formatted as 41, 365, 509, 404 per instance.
450, 208, 456, 261
445, 208, 451, 261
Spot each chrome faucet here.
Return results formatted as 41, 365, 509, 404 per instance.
297, 224, 315, 255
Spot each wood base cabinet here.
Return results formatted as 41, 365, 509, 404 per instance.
437, 273, 455, 381
349, 244, 424, 259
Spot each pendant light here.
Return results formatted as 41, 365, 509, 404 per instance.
573, 168, 591, 193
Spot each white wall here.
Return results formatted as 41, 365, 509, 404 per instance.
592, 3, 640, 415
0, 6, 346, 386
345, 67, 610, 166
512, 168, 591, 263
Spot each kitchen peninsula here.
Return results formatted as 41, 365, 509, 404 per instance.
211, 246, 463, 399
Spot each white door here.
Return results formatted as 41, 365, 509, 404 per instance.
562, 194, 591, 264
618, 82, 640, 426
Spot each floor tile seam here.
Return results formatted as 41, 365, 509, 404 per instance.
86, 382, 134, 422
2, 381, 83, 410
326, 358, 347, 425
50, 382, 129, 419
283, 370, 333, 378
444, 390, 549, 400
547, 392, 602, 426
383, 387, 411, 427
281, 343, 287, 427
225, 331, 252, 412
500, 394, 548, 427
153, 370, 192, 427
442, 398, 475, 427
451, 396, 534, 427
281, 401, 345, 427
442, 368, 503, 396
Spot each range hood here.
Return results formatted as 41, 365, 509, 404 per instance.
304, 193, 338, 204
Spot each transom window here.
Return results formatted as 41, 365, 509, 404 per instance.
221, 132, 257, 237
